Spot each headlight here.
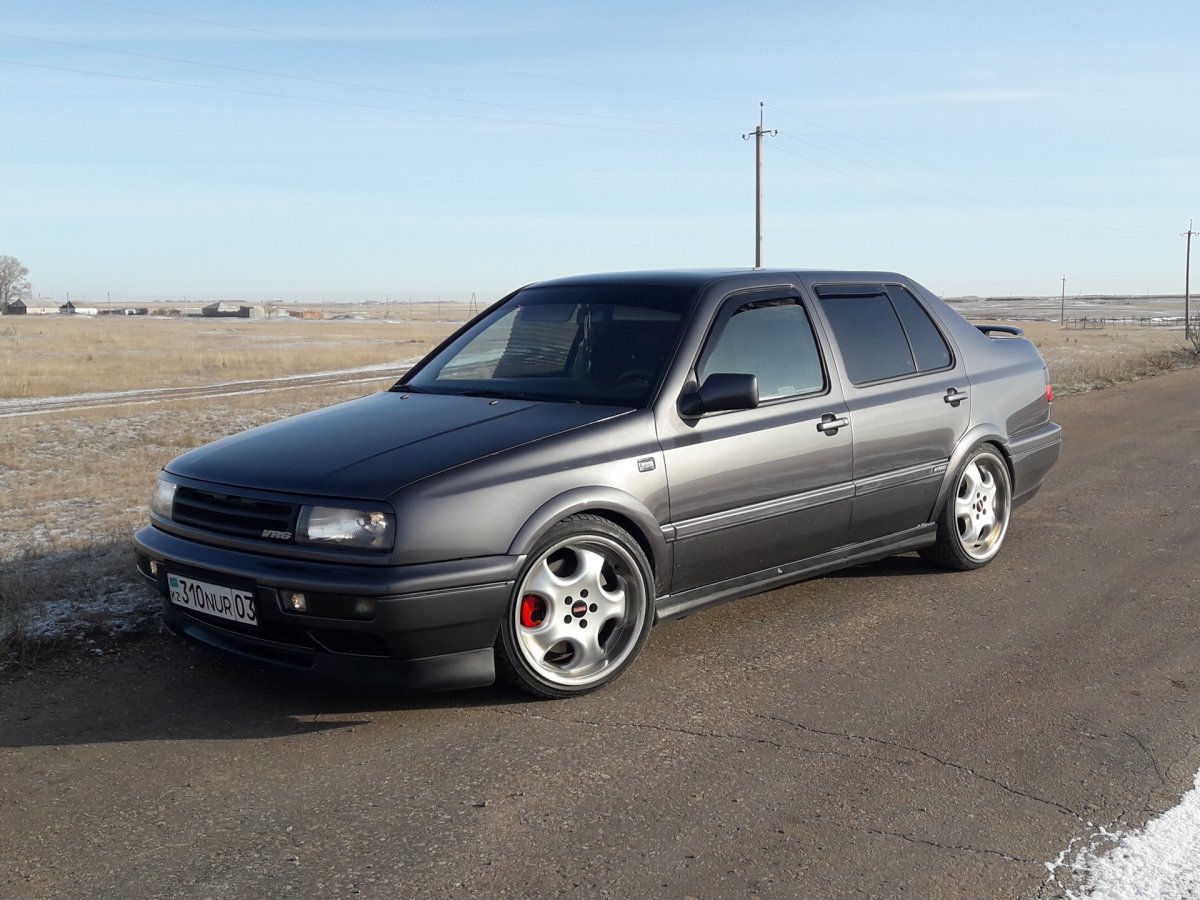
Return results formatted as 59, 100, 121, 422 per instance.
297, 506, 394, 550
150, 478, 176, 519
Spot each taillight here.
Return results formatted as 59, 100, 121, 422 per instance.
1046, 383, 1054, 403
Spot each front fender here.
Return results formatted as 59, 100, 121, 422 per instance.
508, 487, 670, 592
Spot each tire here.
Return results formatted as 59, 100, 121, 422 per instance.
920, 444, 1012, 571
497, 515, 654, 699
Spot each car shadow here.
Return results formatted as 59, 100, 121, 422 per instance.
827, 553, 947, 579
0, 535, 551, 749
0, 624, 536, 752
0, 549, 945, 750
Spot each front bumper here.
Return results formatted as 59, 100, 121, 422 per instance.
134, 525, 519, 691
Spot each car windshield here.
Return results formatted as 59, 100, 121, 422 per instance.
400, 284, 697, 406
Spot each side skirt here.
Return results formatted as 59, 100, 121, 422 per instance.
653, 524, 936, 623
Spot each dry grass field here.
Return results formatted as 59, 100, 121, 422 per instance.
1, 306, 1196, 665
0, 305, 472, 663
1021, 321, 1198, 392
0, 304, 467, 398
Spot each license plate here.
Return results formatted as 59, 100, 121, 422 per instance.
168, 573, 257, 626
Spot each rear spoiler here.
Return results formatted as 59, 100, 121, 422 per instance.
975, 324, 1025, 337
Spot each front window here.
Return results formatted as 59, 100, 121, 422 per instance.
402, 284, 696, 406
697, 298, 825, 400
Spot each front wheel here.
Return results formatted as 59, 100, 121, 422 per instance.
920, 444, 1012, 570
497, 515, 654, 699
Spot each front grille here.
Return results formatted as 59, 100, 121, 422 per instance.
172, 486, 296, 540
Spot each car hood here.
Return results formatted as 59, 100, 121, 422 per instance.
165, 391, 632, 500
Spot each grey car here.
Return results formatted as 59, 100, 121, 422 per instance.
134, 269, 1061, 698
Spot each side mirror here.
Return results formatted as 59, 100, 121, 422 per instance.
679, 373, 759, 417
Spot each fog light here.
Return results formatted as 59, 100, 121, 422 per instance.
149, 560, 160, 576
351, 597, 377, 618
281, 591, 308, 613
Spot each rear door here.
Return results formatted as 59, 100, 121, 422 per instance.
811, 282, 970, 543
657, 289, 854, 593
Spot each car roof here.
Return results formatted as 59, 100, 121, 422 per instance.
525, 268, 913, 291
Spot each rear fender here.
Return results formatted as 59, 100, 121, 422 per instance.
930, 425, 1012, 520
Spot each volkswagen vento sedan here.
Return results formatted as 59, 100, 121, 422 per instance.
134, 269, 1061, 698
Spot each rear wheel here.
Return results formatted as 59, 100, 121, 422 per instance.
497, 515, 654, 699
921, 444, 1011, 570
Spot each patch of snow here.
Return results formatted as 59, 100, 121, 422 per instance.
1, 580, 160, 645
1047, 771, 1200, 898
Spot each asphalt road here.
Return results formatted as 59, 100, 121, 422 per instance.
4, 366, 1200, 899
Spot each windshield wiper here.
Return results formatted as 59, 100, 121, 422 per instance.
392, 385, 548, 402
461, 389, 532, 401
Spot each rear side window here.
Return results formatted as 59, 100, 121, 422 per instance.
886, 285, 952, 372
698, 298, 825, 400
816, 284, 952, 385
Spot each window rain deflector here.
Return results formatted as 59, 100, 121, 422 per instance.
813, 284, 889, 300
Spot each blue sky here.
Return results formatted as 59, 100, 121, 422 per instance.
3, 0, 1198, 302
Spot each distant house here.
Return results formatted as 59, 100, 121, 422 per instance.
60, 301, 99, 316
287, 310, 324, 320
202, 301, 265, 319
9, 300, 59, 315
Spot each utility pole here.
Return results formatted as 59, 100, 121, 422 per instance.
1184, 220, 1195, 340
742, 102, 777, 268
1060, 276, 1066, 326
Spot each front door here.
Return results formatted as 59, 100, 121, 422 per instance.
658, 291, 856, 594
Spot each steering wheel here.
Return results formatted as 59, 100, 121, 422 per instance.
617, 369, 655, 385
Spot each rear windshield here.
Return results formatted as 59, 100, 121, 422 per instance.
401, 284, 697, 406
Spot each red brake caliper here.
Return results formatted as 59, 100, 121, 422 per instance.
519, 595, 545, 628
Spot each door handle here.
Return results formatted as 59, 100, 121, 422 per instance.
943, 387, 969, 407
816, 413, 850, 435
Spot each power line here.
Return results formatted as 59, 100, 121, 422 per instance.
0, 57, 728, 135
776, 132, 1164, 238
771, 140, 1164, 239
1, 31, 732, 133
766, 102, 1167, 225
53, 4, 1169, 245
771, 141, 1086, 235
79, 0, 746, 105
